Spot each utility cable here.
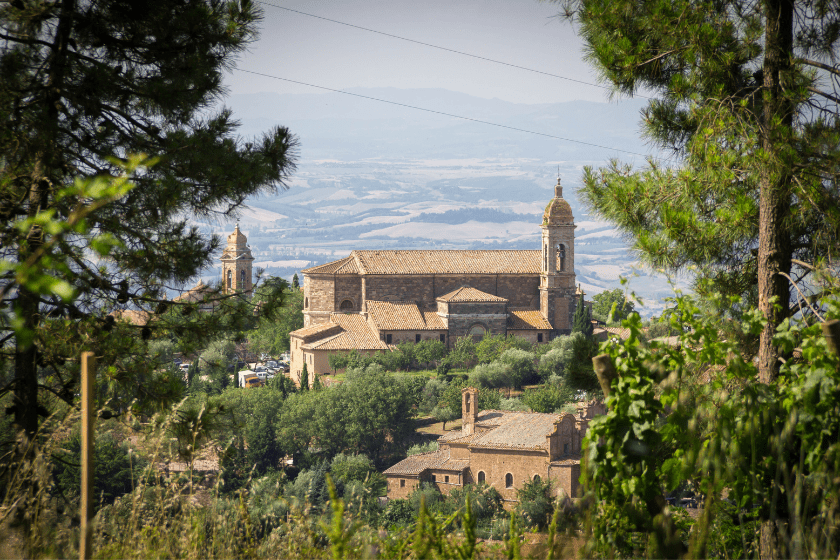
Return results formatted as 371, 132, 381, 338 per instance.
234, 68, 664, 161
253, 0, 654, 100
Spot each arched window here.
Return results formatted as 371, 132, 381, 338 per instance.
304, 297, 308, 308
505, 473, 513, 488
533, 474, 541, 482
465, 393, 471, 413
227, 270, 232, 289
477, 471, 485, 483
240, 268, 246, 287
340, 299, 353, 310
468, 324, 486, 338
557, 243, 566, 272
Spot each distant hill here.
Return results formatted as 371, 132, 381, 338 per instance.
190, 89, 680, 316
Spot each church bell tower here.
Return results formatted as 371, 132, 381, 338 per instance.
540, 178, 577, 333
221, 224, 254, 295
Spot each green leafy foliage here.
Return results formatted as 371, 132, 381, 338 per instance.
591, 289, 635, 323
2, 0, 299, 437
581, 292, 840, 558
248, 282, 303, 357
521, 384, 574, 413
52, 432, 144, 509
572, 292, 593, 336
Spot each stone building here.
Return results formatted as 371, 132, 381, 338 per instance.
221, 224, 254, 295
383, 387, 604, 502
289, 179, 580, 386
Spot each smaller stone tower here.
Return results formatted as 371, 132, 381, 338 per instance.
462, 387, 479, 435
540, 178, 577, 333
220, 224, 254, 294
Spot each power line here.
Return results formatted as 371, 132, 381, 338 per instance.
254, 0, 654, 100
234, 68, 662, 160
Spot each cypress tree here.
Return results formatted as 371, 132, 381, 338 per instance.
300, 363, 309, 391
572, 292, 593, 337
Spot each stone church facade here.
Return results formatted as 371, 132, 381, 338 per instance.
383, 387, 605, 502
289, 179, 579, 386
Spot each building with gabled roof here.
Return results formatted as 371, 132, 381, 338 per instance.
383, 387, 605, 503
289, 179, 583, 387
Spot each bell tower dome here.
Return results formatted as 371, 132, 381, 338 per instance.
220, 224, 254, 295
540, 178, 577, 333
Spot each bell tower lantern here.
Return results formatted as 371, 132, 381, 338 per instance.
221, 224, 254, 295
540, 178, 577, 333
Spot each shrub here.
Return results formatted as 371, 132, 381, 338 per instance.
468, 361, 510, 389
418, 378, 448, 414
52, 432, 144, 508
521, 384, 574, 413
406, 441, 439, 456
517, 478, 554, 530
499, 397, 530, 411
498, 348, 537, 388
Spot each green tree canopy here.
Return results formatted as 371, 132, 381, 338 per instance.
1, 0, 298, 436
591, 289, 635, 323
560, 0, 840, 380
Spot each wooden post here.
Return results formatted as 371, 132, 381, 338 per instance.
823, 319, 840, 356
592, 354, 618, 399
80, 351, 95, 560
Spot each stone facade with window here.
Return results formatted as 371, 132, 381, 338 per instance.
289, 179, 584, 386
383, 387, 605, 503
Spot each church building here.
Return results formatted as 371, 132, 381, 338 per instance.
383, 387, 605, 502
289, 178, 581, 386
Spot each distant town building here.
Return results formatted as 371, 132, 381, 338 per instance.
383, 387, 605, 502
221, 224, 254, 295
289, 178, 583, 387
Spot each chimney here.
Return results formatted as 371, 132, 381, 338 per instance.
461, 387, 479, 435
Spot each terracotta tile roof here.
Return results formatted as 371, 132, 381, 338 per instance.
437, 286, 508, 303
112, 309, 151, 326
550, 453, 582, 466
367, 301, 447, 331
290, 322, 343, 341
302, 256, 358, 274
440, 410, 563, 451
383, 449, 469, 476
593, 326, 633, 342
507, 308, 552, 330
172, 279, 215, 303
352, 250, 548, 275
304, 314, 388, 351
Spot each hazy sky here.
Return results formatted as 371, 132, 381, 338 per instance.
223, 0, 614, 105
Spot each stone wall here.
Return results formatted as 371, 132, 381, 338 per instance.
304, 275, 335, 315
467, 448, 551, 503
365, 275, 435, 304
496, 275, 540, 307
379, 330, 447, 345
445, 300, 508, 340
548, 463, 581, 498
334, 275, 362, 312
386, 476, 419, 499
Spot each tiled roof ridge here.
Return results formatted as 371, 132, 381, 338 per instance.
302, 255, 358, 274
437, 286, 508, 302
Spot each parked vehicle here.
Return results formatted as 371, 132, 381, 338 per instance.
243, 376, 262, 388
266, 360, 278, 369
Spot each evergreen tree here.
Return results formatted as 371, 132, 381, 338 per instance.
300, 363, 309, 391
312, 372, 323, 391
560, 0, 840, 381
572, 292, 593, 337
292, 273, 300, 289
0, 0, 298, 436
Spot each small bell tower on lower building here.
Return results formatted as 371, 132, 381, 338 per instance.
221, 224, 254, 295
